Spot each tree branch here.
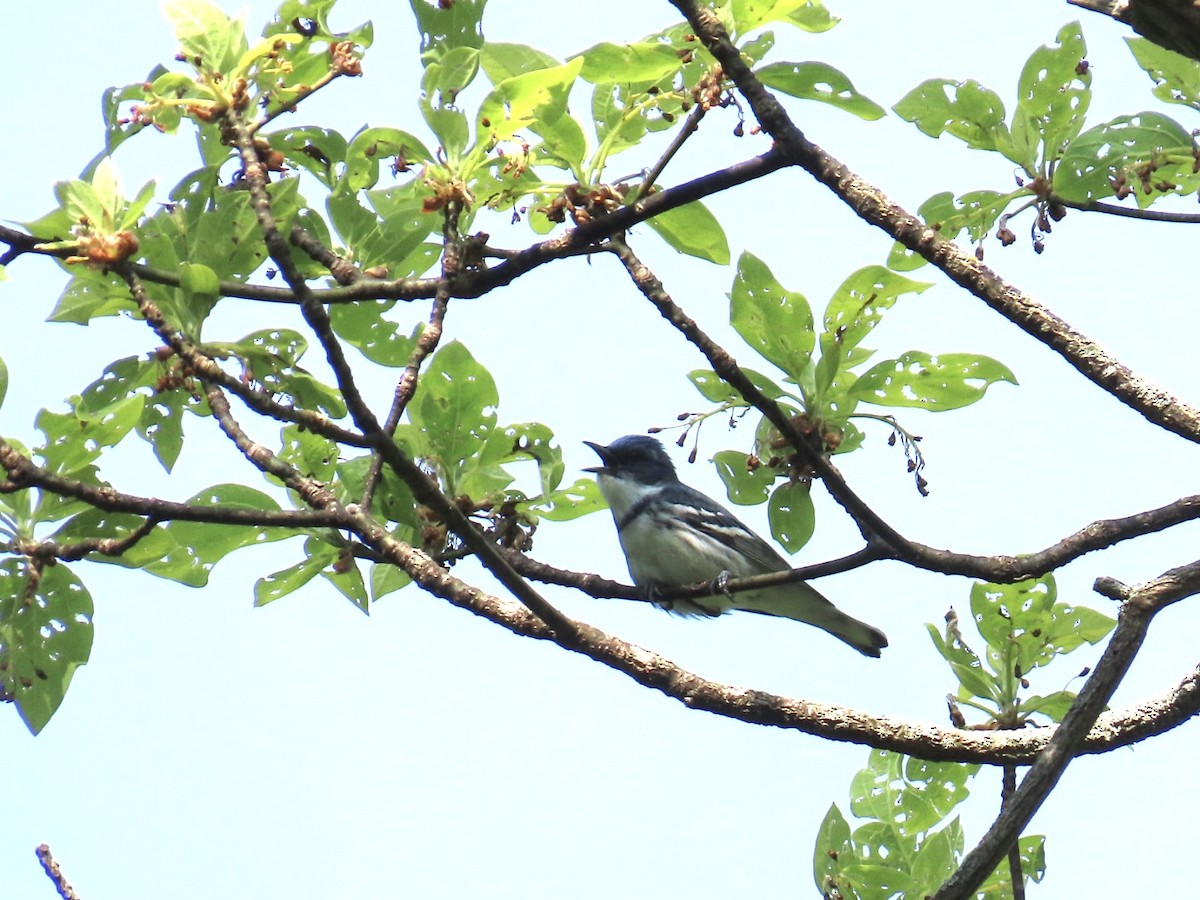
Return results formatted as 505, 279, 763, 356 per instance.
360, 204, 456, 509
203, 383, 339, 510
933, 559, 1200, 898
1068, 0, 1200, 63
1058, 196, 1200, 223
671, 0, 1200, 447
36, 844, 82, 900
121, 270, 369, 447
0, 437, 342, 528
352, 514, 1200, 762
14, 515, 161, 564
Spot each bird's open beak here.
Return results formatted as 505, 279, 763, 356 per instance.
582, 440, 609, 474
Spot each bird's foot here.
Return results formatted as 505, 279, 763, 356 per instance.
710, 570, 735, 600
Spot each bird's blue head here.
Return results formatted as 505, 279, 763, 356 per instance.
584, 435, 679, 485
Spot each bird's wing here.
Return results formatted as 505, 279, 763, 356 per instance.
659, 484, 790, 574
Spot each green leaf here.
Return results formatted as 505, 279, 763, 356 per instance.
733, 0, 838, 34
1012, 21, 1091, 165
146, 485, 291, 586
409, 0, 485, 63
267, 126, 349, 189
410, 341, 499, 492
330, 302, 420, 367
501, 423, 565, 495
1055, 112, 1197, 206
0, 560, 94, 734
575, 41, 682, 84
713, 450, 776, 506
36, 393, 146, 475
478, 58, 584, 143
255, 544, 337, 606
177, 261, 220, 332
812, 803, 852, 896
279, 424, 338, 483
371, 563, 412, 600
757, 61, 884, 119
0, 353, 7, 409
340, 127, 433, 194
911, 189, 1017, 245
1021, 690, 1078, 723
525, 478, 607, 522
910, 824, 957, 892
687, 368, 790, 404
163, 0, 248, 74
730, 252, 814, 377
644, 200, 730, 265
49, 510, 175, 569
1126, 37, 1200, 110
893, 78, 1015, 159
822, 266, 931, 358
480, 42, 560, 83
850, 352, 1017, 411
767, 480, 814, 552
926, 622, 1001, 704
321, 555, 369, 614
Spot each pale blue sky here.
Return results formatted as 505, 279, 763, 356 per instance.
3, 2, 1199, 897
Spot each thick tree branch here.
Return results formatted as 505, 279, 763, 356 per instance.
672, 0, 1200, 446
934, 559, 1200, 898
0, 150, 787, 310
345, 511, 1200, 762
1069, 0, 1200, 62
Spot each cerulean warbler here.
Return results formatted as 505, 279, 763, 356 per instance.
585, 435, 888, 657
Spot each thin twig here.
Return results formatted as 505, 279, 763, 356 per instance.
122, 270, 368, 446
0, 437, 342, 528
1058, 197, 1200, 223
359, 203, 457, 509
36, 844, 82, 900
637, 102, 708, 198
1001, 765, 1026, 900
204, 383, 339, 509
18, 516, 161, 564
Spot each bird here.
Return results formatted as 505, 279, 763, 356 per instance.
584, 435, 888, 657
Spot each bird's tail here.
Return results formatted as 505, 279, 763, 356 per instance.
737, 583, 888, 658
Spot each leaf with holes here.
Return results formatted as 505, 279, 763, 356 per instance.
1055, 112, 1198, 207
767, 480, 814, 552
713, 450, 775, 506
730, 252, 814, 378
758, 61, 883, 120
849, 352, 1016, 411
146, 484, 293, 586
0, 560, 94, 734
410, 341, 498, 492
